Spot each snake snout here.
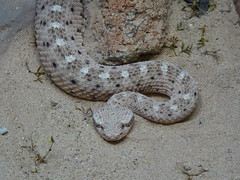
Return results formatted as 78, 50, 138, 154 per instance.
93, 104, 134, 141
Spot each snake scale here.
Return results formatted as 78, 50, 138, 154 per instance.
35, 0, 199, 141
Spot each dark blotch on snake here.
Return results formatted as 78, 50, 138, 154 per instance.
53, 62, 57, 68
71, 80, 77, 84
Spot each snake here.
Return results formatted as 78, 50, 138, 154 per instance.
35, 0, 199, 141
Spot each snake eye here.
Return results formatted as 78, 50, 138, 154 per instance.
95, 124, 104, 130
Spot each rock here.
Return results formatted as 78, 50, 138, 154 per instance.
183, 0, 209, 15
198, 0, 209, 15
0, 0, 36, 54
0, 128, 8, 135
83, 0, 169, 64
0, 0, 169, 64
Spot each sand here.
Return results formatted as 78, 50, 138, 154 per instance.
0, 0, 239, 179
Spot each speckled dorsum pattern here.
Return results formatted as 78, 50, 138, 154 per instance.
35, 0, 199, 141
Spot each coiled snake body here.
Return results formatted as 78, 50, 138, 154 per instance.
35, 0, 199, 141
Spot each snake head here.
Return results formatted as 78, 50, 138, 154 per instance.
93, 105, 134, 141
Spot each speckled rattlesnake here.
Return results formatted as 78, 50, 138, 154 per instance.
35, 0, 199, 141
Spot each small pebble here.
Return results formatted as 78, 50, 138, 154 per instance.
183, 164, 192, 171
0, 128, 8, 135
199, 118, 203, 124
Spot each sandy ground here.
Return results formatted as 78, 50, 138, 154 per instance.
0, 1, 240, 179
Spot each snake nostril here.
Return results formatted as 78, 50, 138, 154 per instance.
121, 123, 130, 129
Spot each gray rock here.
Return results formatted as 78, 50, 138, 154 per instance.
0, 128, 8, 135
0, 0, 36, 54
183, 0, 209, 15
